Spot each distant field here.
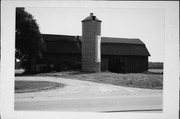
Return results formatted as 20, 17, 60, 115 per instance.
148, 62, 163, 69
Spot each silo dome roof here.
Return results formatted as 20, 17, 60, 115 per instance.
82, 13, 102, 22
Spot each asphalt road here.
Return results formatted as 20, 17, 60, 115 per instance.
15, 95, 162, 112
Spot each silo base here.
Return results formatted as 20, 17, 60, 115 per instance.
82, 62, 101, 73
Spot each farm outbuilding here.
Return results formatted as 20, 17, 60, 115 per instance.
35, 13, 150, 73
40, 34, 150, 73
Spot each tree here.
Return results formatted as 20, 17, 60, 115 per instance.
15, 8, 46, 74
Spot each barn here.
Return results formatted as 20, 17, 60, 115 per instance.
40, 34, 150, 73
35, 13, 150, 73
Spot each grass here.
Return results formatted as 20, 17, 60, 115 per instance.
15, 81, 65, 93
37, 71, 163, 90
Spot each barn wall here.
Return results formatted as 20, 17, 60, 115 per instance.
102, 55, 148, 73
36, 52, 148, 73
125, 56, 148, 73
101, 57, 108, 71
36, 54, 148, 73
44, 54, 81, 71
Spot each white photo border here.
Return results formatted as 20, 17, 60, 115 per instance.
1, 1, 179, 119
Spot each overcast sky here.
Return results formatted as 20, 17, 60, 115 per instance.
25, 7, 164, 62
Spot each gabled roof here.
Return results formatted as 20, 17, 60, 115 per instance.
101, 43, 150, 56
42, 34, 150, 56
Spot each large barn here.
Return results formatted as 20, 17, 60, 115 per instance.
38, 34, 150, 73
36, 13, 150, 73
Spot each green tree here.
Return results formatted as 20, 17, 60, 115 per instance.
15, 8, 46, 74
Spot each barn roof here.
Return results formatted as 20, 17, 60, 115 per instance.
101, 43, 150, 56
42, 34, 150, 56
101, 37, 144, 44
42, 34, 78, 42
42, 34, 81, 54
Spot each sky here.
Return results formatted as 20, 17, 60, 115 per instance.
25, 7, 164, 62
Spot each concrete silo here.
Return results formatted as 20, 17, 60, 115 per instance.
81, 13, 102, 72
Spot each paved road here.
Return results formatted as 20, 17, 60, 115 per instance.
15, 95, 162, 112
15, 76, 163, 112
